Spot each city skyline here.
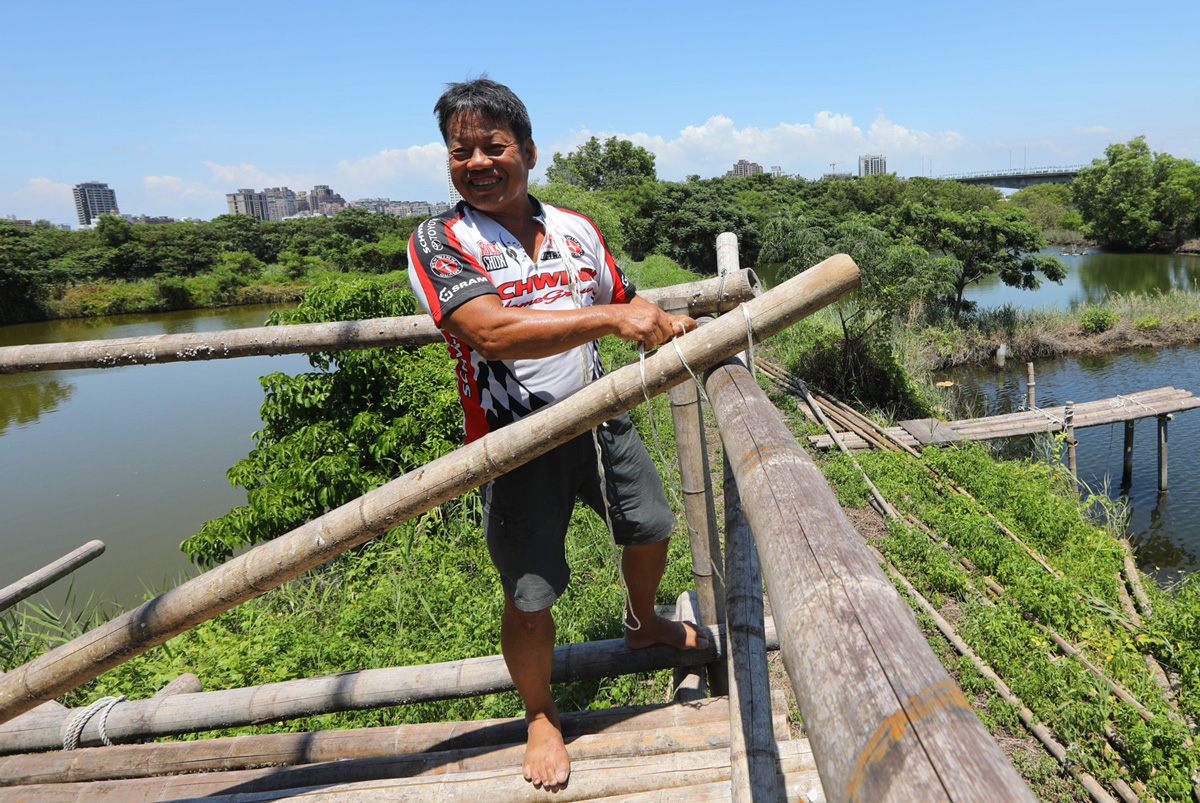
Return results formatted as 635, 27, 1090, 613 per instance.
4, 0, 1197, 227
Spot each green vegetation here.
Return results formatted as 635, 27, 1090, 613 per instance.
1072, 136, 1200, 251
0, 209, 424, 324
1079, 306, 1118, 335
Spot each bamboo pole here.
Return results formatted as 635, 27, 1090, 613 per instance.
1065, 401, 1078, 480
704, 357, 1034, 803
1158, 414, 1171, 492
0, 621, 786, 754
663, 301, 726, 686
671, 591, 707, 703
1123, 421, 1135, 483
0, 253, 857, 728
0, 271, 761, 375
0, 698, 737, 785
0, 541, 105, 614
723, 444, 780, 803
1027, 362, 1036, 408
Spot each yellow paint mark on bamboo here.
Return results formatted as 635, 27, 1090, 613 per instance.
846, 680, 972, 802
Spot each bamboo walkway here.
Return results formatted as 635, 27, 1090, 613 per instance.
808, 387, 1200, 451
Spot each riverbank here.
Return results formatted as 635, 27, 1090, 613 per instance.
901, 288, 1200, 371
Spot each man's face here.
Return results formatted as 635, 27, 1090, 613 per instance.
446, 111, 537, 219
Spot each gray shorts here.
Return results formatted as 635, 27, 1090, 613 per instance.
482, 412, 674, 612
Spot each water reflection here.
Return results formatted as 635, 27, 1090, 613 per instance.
0, 374, 74, 434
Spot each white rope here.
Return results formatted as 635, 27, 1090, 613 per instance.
63, 694, 126, 750
1110, 394, 1159, 416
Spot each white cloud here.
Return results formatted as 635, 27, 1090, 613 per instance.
0, 177, 75, 223
551, 112, 964, 180
142, 175, 225, 210
334, 143, 448, 197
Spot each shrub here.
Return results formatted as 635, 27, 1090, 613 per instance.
1078, 307, 1117, 335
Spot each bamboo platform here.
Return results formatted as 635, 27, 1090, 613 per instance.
808, 387, 1200, 450
0, 695, 827, 802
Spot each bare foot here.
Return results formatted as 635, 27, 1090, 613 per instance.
523, 711, 570, 789
624, 614, 710, 651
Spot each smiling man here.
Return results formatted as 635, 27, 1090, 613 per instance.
407, 78, 709, 790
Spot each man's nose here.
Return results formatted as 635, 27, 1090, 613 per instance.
467, 148, 491, 169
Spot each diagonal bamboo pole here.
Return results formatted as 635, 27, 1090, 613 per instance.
0, 271, 761, 374
0, 255, 858, 726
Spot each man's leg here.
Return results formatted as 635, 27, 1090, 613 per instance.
501, 599, 570, 788
621, 539, 710, 651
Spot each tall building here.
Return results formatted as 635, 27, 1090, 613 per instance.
858, 154, 887, 177
226, 189, 268, 220
263, 187, 298, 221
72, 181, 119, 226
725, 159, 764, 178
446, 158, 463, 205
308, 185, 346, 215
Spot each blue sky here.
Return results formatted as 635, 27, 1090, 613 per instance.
4, 0, 1197, 226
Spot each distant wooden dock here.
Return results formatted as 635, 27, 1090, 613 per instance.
809, 387, 1200, 451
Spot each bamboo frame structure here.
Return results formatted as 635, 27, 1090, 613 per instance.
0, 255, 859, 726
0, 541, 105, 613
0, 271, 760, 375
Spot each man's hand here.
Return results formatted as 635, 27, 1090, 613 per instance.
614, 296, 697, 352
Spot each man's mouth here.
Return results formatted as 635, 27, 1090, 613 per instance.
471, 176, 501, 188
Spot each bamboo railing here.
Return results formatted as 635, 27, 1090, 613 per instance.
0, 271, 760, 374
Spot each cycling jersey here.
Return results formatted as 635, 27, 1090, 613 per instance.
407, 196, 637, 443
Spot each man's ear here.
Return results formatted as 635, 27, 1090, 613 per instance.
524, 139, 537, 170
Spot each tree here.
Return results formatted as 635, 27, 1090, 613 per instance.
533, 181, 627, 255
1008, 183, 1073, 230
900, 202, 1064, 320
1071, 136, 1200, 250
546, 136, 656, 191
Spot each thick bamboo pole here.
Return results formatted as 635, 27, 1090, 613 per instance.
1158, 413, 1171, 492
0, 698, 736, 785
0, 541, 105, 614
0, 271, 761, 375
671, 591, 707, 703
723, 446, 780, 802
0, 254, 857, 727
704, 358, 1035, 803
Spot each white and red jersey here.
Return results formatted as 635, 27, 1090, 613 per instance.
407, 196, 636, 443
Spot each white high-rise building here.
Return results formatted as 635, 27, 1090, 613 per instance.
226, 189, 268, 220
263, 187, 298, 221
858, 154, 887, 177
725, 159, 764, 178
72, 181, 119, 226
446, 158, 463, 205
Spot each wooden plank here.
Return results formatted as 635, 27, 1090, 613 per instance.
898, 418, 961, 445
0, 738, 819, 803
0, 255, 859, 728
705, 358, 1035, 803
0, 698, 737, 785
0, 272, 762, 375
0, 542, 105, 614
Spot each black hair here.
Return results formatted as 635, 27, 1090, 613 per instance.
434, 77, 532, 144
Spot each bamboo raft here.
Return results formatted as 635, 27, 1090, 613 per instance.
0, 248, 1041, 802
808, 387, 1200, 450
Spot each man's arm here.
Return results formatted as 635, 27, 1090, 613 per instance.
442, 294, 695, 361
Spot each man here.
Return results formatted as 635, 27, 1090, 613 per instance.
407, 78, 708, 789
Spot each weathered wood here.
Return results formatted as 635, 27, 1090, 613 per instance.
671, 591, 708, 703
723, 446, 780, 803
1027, 362, 1036, 408
897, 418, 961, 445
151, 673, 201, 698
663, 300, 726, 698
0, 697, 736, 785
1158, 413, 1171, 492
0, 541, 105, 614
1123, 420, 1135, 482
1066, 401, 1078, 479
0, 738, 819, 803
704, 358, 1035, 803
0, 255, 857, 727
0, 271, 761, 375
0, 622, 783, 754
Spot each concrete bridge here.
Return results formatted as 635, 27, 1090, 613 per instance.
937, 164, 1086, 189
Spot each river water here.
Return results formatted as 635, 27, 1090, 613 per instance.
946, 249, 1200, 583
0, 306, 308, 612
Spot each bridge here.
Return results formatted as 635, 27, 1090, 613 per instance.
936, 164, 1086, 190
